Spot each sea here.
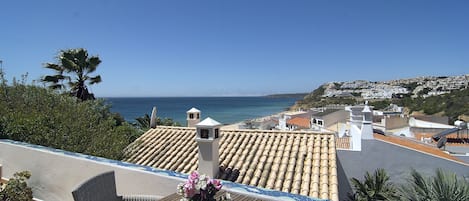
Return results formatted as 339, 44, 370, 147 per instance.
104, 97, 299, 125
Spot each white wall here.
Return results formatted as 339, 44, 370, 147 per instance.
0, 141, 182, 201
0, 141, 307, 201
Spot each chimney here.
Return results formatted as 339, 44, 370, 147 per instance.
195, 117, 221, 178
187, 107, 201, 127
150, 106, 157, 128
361, 103, 374, 139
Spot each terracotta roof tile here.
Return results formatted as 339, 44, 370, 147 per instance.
123, 126, 338, 201
287, 117, 311, 128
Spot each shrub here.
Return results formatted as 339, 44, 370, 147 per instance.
0, 171, 33, 201
0, 72, 141, 160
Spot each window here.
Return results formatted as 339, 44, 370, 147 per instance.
197, 113, 200, 119
189, 113, 194, 119
200, 129, 209, 139
318, 119, 324, 126
215, 129, 219, 138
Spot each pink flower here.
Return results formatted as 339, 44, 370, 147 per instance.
188, 171, 199, 183
183, 181, 196, 197
210, 179, 223, 191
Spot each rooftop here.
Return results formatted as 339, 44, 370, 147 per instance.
187, 107, 201, 113
287, 117, 311, 129
123, 126, 338, 201
0, 139, 322, 201
373, 134, 467, 164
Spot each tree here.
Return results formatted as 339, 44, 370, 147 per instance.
347, 169, 399, 201
400, 169, 469, 201
42, 48, 102, 101
0, 78, 141, 160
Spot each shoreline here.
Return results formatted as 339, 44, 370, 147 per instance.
222, 110, 291, 130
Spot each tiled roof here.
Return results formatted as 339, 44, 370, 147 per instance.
123, 126, 338, 201
335, 137, 351, 149
287, 117, 311, 129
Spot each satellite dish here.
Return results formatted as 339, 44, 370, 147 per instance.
437, 136, 447, 149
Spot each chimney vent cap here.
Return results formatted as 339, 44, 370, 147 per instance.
196, 117, 221, 127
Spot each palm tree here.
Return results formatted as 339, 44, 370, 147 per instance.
348, 168, 399, 201
42, 48, 102, 101
400, 168, 469, 201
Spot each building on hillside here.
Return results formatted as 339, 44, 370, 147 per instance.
310, 108, 349, 132
286, 117, 311, 130
371, 104, 408, 134
276, 111, 309, 131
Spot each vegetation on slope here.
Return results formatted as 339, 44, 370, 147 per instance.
0, 70, 140, 160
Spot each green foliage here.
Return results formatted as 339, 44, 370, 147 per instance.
400, 169, 469, 201
0, 74, 141, 160
134, 113, 181, 131
417, 87, 432, 96
369, 100, 392, 110
42, 48, 102, 101
396, 88, 469, 123
347, 169, 399, 201
0, 171, 33, 201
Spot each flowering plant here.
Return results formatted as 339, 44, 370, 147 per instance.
177, 171, 229, 201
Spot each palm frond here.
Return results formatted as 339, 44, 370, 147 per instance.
44, 63, 63, 72
42, 75, 63, 83
87, 56, 101, 73
89, 75, 102, 85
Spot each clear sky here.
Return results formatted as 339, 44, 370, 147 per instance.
1, 0, 468, 97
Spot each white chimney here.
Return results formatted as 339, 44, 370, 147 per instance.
361, 103, 374, 139
195, 117, 221, 178
187, 107, 201, 127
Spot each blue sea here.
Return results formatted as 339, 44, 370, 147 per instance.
104, 97, 298, 125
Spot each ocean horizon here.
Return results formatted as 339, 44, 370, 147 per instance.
104, 96, 299, 125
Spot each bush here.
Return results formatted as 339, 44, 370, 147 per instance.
0, 72, 141, 160
0, 171, 33, 201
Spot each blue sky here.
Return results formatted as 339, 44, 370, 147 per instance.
1, 0, 468, 97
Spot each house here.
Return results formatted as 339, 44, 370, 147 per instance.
310, 108, 349, 131
123, 120, 339, 200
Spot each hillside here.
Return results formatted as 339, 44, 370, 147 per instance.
293, 74, 469, 123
